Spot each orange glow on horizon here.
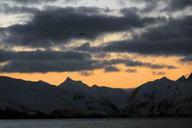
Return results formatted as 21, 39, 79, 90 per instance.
0, 56, 191, 88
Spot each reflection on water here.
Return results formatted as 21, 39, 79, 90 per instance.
0, 118, 192, 128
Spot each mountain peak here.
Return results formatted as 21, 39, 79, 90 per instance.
59, 77, 75, 86
59, 77, 88, 88
187, 73, 192, 81
176, 75, 187, 82
159, 76, 170, 81
150, 76, 173, 85
64, 77, 74, 83
92, 84, 98, 88
36, 80, 52, 86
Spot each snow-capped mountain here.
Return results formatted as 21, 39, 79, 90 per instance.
124, 73, 192, 117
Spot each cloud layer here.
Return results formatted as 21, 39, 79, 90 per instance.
0, 0, 191, 73
104, 16, 192, 56
0, 50, 177, 73
0, 7, 157, 48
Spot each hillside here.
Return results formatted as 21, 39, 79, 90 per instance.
0, 73, 192, 118
0, 76, 132, 118
124, 73, 192, 117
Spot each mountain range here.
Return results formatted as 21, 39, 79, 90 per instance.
124, 73, 192, 117
0, 73, 191, 118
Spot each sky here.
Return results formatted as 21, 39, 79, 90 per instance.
0, 0, 192, 88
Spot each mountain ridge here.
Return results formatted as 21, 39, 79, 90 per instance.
187, 73, 192, 81
124, 73, 192, 117
59, 77, 89, 88
0, 73, 192, 118
0, 75, 132, 118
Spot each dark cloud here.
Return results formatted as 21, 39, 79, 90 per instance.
0, 50, 91, 62
134, 0, 192, 11
75, 43, 103, 55
0, 2, 189, 73
104, 15, 192, 56
0, 3, 40, 14
9, 0, 56, 4
75, 43, 96, 52
1, 60, 101, 73
100, 58, 177, 69
104, 66, 120, 72
0, 50, 102, 73
0, 7, 157, 48
168, 0, 192, 11
0, 49, 176, 73
125, 59, 177, 69
0, 50, 112, 73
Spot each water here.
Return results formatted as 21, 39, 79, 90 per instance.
0, 118, 191, 128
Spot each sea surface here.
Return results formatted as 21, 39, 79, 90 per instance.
0, 118, 191, 128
